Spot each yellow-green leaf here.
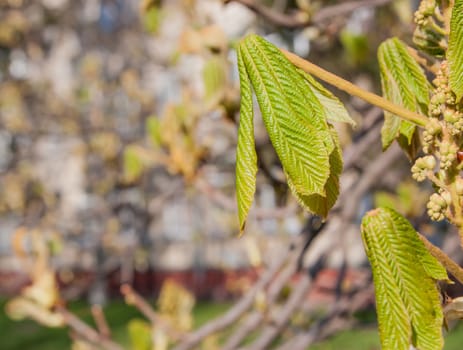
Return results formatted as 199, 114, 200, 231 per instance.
361, 207, 446, 350
236, 45, 258, 232
287, 128, 342, 218
236, 34, 347, 229
239, 35, 331, 196
297, 69, 356, 127
448, 0, 463, 102
378, 38, 429, 157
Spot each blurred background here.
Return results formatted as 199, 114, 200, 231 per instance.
1, 0, 463, 349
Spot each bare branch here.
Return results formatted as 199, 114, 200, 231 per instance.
240, 275, 312, 350
173, 236, 305, 350
224, 0, 393, 29
120, 284, 185, 341
222, 244, 303, 349
56, 306, 123, 350
91, 304, 111, 339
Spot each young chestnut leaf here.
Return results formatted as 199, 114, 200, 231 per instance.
361, 207, 448, 350
236, 35, 352, 233
236, 45, 258, 233
378, 37, 430, 158
448, 0, 463, 102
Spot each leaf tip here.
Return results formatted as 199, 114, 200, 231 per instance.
238, 222, 246, 237
365, 208, 381, 217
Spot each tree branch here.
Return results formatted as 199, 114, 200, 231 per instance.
56, 306, 123, 350
281, 49, 428, 127
224, 0, 392, 28
418, 234, 463, 285
121, 284, 185, 341
172, 237, 304, 350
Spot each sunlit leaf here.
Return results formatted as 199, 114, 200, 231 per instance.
236, 34, 347, 226
297, 69, 356, 127
361, 207, 447, 350
378, 37, 429, 157
287, 128, 342, 218
239, 35, 331, 196
236, 45, 258, 232
448, 0, 463, 102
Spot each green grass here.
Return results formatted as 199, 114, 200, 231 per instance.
0, 298, 231, 350
2, 298, 463, 350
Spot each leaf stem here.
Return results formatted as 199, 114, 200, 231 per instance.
419, 234, 463, 285
281, 49, 429, 127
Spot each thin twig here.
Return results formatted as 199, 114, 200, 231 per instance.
56, 306, 123, 350
240, 275, 312, 350
281, 49, 428, 127
172, 236, 304, 350
120, 284, 185, 341
418, 234, 463, 285
276, 284, 375, 350
224, 0, 392, 28
91, 304, 111, 339
222, 243, 304, 350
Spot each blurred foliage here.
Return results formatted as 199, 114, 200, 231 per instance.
374, 181, 431, 219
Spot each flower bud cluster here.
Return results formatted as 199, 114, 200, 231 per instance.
422, 118, 441, 153
414, 0, 436, 26
427, 192, 450, 221
443, 108, 463, 135
432, 61, 456, 106
438, 141, 458, 169
411, 156, 436, 181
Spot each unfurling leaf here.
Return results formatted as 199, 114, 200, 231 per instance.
361, 207, 447, 350
297, 69, 356, 127
448, 0, 463, 102
378, 37, 429, 158
287, 127, 342, 218
236, 35, 348, 229
236, 45, 257, 232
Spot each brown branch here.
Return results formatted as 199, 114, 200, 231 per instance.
222, 244, 303, 349
172, 236, 305, 350
418, 234, 463, 285
313, 0, 391, 24
56, 306, 123, 350
120, 284, 185, 341
276, 284, 375, 350
224, 0, 392, 28
240, 275, 312, 350
282, 49, 428, 127
340, 144, 404, 220
91, 305, 111, 339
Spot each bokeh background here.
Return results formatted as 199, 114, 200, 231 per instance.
1, 0, 463, 349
